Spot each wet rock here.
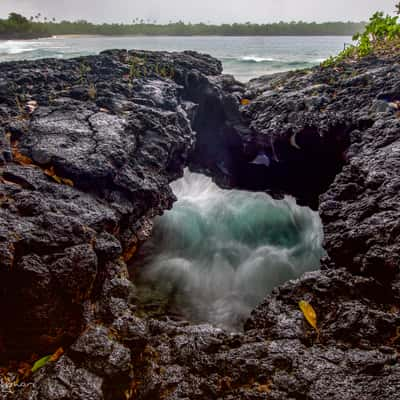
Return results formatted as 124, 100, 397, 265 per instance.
320, 115, 400, 281
16, 356, 104, 400
70, 325, 131, 378
0, 50, 213, 360
94, 232, 122, 261
191, 59, 400, 210
370, 99, 393, 114
0, 129, 12, 165
1, 49, 400, 400
125, 269, 400, 400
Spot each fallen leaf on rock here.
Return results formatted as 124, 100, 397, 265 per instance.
11, 142, 34, 166
31, 355, 51, 373
257, 380, 272, 393
123, 243, 137, 262
299, 300, 318, 330
44, 166, 74, 186
49, 347, 64, 362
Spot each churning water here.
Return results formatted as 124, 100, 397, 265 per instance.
135, 170, 325, 330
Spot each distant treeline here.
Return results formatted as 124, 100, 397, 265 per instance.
0, 13, 366, 39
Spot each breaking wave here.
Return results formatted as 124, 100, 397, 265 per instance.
134, 170, 325, 330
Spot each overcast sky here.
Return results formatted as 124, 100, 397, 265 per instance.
0, 0, 397, 24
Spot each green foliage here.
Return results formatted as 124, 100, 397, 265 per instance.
78, 62, 91, 84
355, 11, 400, 43
155, 63, 175, 79
322, 9, 400, 67
8, 13, 29, 26
0, 12, 47, 38
126, 56, 174, 82
31, 355, 52, 373
40, 20, 366, 37
0, 13, 367, 38
128, 56, 145, 81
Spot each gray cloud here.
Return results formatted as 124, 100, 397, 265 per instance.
0, 0, 396, 24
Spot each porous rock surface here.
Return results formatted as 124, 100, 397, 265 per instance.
0, 50, 214, 362
0, 50, 399, 399
235, 53, 400, 280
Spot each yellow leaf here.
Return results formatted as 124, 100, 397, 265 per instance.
241, 98, 251, 106
299, 300, 318, 330
44, 167, 74, 186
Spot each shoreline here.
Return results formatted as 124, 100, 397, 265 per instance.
0, 33, 355, 41
0, 32, 51, 40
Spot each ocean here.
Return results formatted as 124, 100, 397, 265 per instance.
0, 35, 351, 81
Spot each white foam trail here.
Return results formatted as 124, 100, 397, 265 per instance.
241, 55, 277, 62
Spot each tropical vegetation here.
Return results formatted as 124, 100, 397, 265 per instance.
322, 2, 400, 67
0, 12, 366, 38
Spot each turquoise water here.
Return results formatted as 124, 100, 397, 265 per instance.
0, 35, 351, 81
136, 171, 325, 329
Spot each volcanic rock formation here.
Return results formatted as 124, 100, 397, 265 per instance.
0, 49, 399, 400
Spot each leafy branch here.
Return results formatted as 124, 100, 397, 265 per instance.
322, 5, 400, 68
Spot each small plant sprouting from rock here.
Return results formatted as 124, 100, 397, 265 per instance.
128, 56, 146, 81
48, 90, 57, 105
78, 61, 91, 85
78, 62, 97, 100
155, 63, 175, 79
14, 95, 27, 118
126, 55, 175, 83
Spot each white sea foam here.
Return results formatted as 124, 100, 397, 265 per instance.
136, 170, 325, 330
241, 55, 277, 62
